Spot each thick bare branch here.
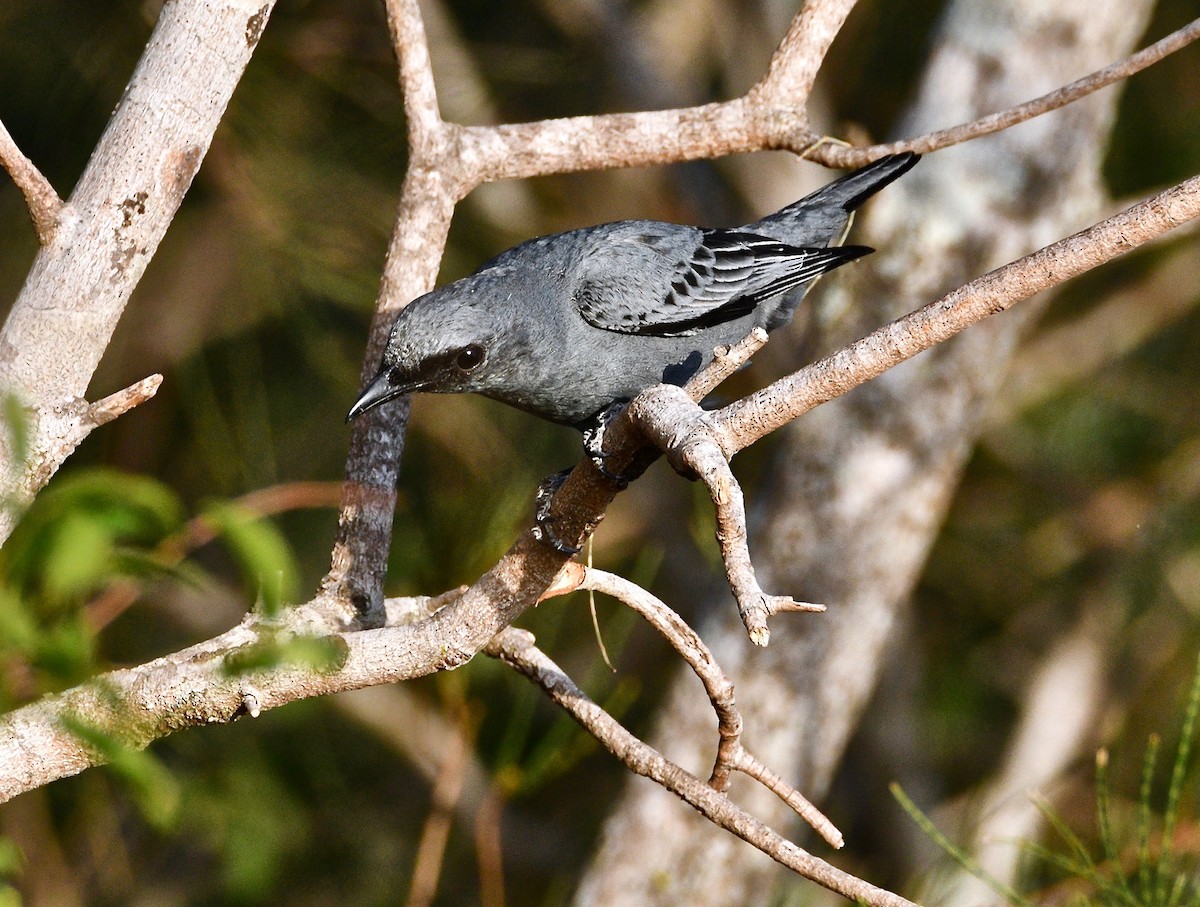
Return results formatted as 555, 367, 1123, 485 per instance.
750, 0, 859, 106
385, 0, 444, 145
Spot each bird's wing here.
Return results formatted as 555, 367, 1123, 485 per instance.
574, 227, 871, 337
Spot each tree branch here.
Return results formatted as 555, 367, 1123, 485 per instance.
802, 16, 1200, 167
0, 118, 63, 244
750, 0, 859, 106
486, 627, 915, 906
0, 0, 279, 543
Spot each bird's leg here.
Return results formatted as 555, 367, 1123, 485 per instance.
532, 468, 582, 556
581, 402, 632, 487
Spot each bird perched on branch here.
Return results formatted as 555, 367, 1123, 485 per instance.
348, 152, 919, 454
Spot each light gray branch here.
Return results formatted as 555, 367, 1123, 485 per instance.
0, 0, 278, 542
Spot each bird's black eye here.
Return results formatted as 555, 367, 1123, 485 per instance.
387, 367, 404, 386
456, 344, 485, 372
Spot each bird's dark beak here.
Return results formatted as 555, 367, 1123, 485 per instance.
347, 367, 415, 423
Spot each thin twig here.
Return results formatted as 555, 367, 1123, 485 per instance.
85, 374, 163, 427
557, 564, 742, 788
803, 17, 1200, 167
486, 628, 913, 906
683, 328, 771, 402
547, 564, 842, 847
0, 117, 63, 244
730, 747, 844, 850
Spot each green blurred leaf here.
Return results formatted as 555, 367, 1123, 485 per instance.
60, 714, 181, 831
2, 468, 185, 604
187, 752, 310, 901
0, 589, 37, 654
222, 632, 347, 677
202, 502, 300, 615
42, 511, 112, 600
34, 618, 93, 682
0, 837, 22, 879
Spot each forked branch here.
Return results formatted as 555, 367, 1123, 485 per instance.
485, 626, 915, 907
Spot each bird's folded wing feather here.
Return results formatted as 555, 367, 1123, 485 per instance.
574, 227, 870, 336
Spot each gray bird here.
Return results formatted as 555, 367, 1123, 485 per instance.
348, 153, 918, 441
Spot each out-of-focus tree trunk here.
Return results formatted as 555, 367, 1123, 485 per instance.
575, 1, 1154, 903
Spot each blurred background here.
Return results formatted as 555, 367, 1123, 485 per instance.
1, 0, 1199, 903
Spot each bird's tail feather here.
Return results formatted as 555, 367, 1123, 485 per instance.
772, 151, 920, 219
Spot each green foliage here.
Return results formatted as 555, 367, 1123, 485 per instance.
60, 712, 182, 831
0, 468, 306, 704
0, 469, 185, 690
186, 748, 313, 901
895, 651, 1200, 906
222, 632, 348, 677
4, 469, 184, 600
202, 501, 300, 616
0, 836, 21, 906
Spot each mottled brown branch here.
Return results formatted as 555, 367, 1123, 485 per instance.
0, 118, 63, 244
750, 0, 858, 107
802, 16, 1200, 167
485, 627, 911, 906
385, 0, 444, 141
0, 0, 280, 543
324, 0, 457, 621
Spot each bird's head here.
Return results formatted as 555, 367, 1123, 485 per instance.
346, 273, 521, 422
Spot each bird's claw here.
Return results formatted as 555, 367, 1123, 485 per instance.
532, 469, 581, 556
582, 402, 631, 487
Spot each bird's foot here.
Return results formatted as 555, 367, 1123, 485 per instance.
532, 468, 581, 556
581, 402, 631, 487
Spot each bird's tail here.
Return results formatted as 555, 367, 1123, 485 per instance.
778, 151, 920, 218
746, 151, 919, 247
